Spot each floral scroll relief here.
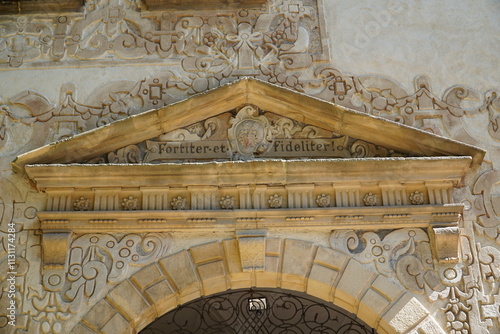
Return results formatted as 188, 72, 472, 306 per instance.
65, 233, 171, 301
330, 229, 445, 294
0, 0, 321, 75
26, 232, 171, 333
473, 170, 500, 243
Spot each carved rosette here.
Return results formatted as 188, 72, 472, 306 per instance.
220, 195, 235, 210
121, 196, 139, 210
363, 193, 378, 206
410, 191, 425, 205
268, 194, 284, 208
316, 194, 331, 207
73, 197, 89, 211
171, 196, 187, 210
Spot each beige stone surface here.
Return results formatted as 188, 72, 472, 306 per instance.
158, 251, 199, 293
383, 295, 430, 333
107, 280, 154, 328
100, 313, 133, 334
334, 259, 376, 313
358, 288, 391, 328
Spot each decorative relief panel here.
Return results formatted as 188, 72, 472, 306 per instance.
0, 0, 325, 69
87, 104, 407, 164
330, 229, 441, 294
26, 232, 171, 333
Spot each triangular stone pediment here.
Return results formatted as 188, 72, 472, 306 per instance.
86, 105, 409, 165
13, 78, 484, 173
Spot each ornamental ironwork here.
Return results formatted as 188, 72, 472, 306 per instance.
140, 288, 376, 333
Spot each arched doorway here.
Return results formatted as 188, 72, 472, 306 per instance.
140, 288, 376, 333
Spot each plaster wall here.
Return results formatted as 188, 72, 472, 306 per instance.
324, 0, 500, 96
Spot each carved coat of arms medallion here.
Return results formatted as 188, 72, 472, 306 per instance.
228, 105, 273, 159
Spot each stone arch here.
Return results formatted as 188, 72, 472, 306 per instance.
72, 238, 445, 334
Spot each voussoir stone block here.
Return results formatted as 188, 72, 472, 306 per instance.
130, 263, 165, 291
196, 261, 228, 294
306, 264, 338, 301
72, 323, 99, 334
265, 237, 282, 255
408, 315, 446, 334
381, 294, 429, 334
100, 313, 134, 334
371, 275, 403, 302
144, 280, 176, 314
107, 280, 154, 329
83, 298, 117, 329
282, 239, 315, 277
159, 250, 199, 291
334, 259, 375, 313
314, 246, 349, 270
358, 288, 390, 329
281, 239, 316, 290
190, 242, 223, 264
263, 238, 282, 286
223, 239, 243, 274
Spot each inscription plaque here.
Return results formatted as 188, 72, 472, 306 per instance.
144, 138, 353, 162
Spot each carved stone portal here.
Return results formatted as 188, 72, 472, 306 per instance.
14, 78, 482, 317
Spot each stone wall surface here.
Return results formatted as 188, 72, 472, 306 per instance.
324, 0, 500, 96
0, 0, 499, 333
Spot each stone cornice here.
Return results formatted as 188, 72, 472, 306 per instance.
38, 204, 463, 232
26, 157, 472, 189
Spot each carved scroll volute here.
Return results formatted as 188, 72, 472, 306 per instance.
41, 232, 71, 291
429, 225, 460, 264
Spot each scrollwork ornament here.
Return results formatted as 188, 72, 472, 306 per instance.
330, 229, 443, 294
65, 233, 172, 301
473, 170, 500, 242
108, 145, 141, 163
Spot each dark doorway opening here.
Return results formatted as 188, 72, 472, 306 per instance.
140, 288, 376, 333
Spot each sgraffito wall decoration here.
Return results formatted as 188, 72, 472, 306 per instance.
0, 0, 499, 333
